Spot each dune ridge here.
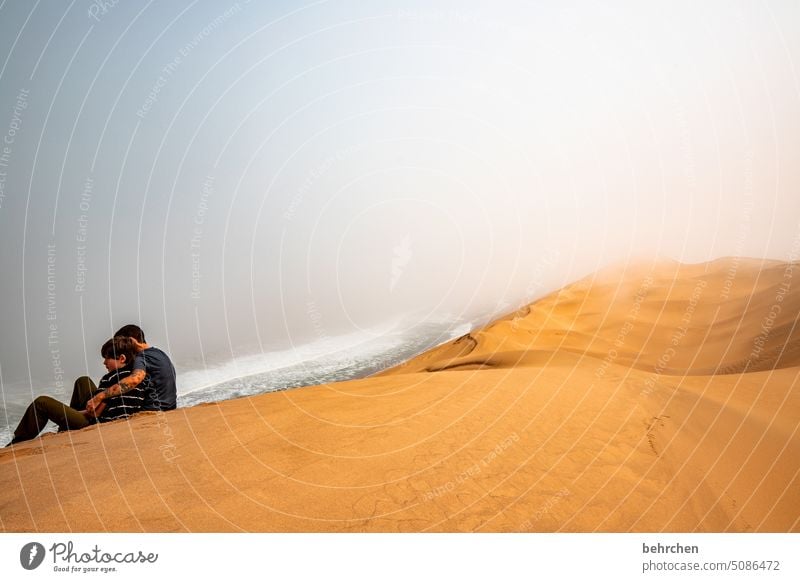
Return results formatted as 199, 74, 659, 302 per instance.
1, 258, 798, 532
386, 258, 800, 376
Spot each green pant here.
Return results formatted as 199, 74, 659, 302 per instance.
11, 376, 98, 444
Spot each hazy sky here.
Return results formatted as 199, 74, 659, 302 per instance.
1, 0, 799, 390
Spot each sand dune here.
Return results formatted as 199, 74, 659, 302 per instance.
1, 258, 798, 532
386, 258, 800, 376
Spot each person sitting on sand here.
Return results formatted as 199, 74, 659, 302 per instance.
86, 324, 177, 416
8, 336, 148, 445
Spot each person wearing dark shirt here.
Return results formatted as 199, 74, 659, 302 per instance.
87, 325, 177, 415
8, 337, 146, 445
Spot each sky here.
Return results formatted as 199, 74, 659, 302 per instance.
0, 0, 799, 392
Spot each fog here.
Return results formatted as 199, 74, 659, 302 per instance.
1, 0, 799, 395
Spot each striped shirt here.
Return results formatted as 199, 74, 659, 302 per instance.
95, 366, 148, 423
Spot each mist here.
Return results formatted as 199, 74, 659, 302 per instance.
1, 0, 799, 396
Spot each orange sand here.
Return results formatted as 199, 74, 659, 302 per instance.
1, 258, 798, 532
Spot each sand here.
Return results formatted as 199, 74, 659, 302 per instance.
1, 258, 798, 532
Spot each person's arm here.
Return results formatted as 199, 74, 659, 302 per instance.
86, 370, 145, 413
104, 370, 146, 398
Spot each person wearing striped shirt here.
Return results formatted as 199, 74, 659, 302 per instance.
97, 339, 148, 421
7, 336, 147, 445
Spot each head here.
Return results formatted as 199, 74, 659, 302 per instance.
101, 336, 138, 372
114, 324, 146, 344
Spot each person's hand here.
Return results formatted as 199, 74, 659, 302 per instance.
86, 402, 106, 419
82, 403, 105, 419
86, 392, 107, 417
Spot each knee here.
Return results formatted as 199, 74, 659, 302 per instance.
75, 376, 92, 386
33, 395, 58, 409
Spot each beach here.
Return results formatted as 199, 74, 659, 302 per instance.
1, 258, 798, 532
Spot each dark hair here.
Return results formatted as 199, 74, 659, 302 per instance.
101, 336, 138, 364
114, 324, 145, 343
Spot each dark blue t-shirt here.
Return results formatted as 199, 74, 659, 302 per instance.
133, 347, 177, 411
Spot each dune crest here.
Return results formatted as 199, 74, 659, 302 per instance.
1, 258, 798, 532
387, 258, 800, 376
